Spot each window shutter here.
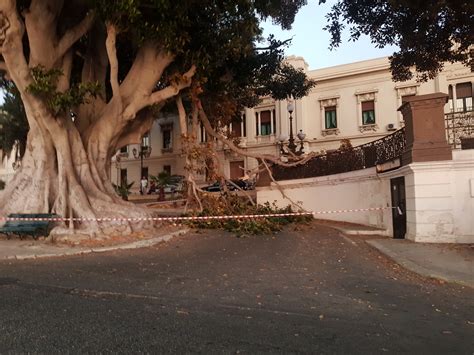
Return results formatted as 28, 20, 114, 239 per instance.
260, 110, 271, 124
456, 83, 472, 98
361, 101, 374, 111
448, 85, 453, 99
232, 121, 242, 137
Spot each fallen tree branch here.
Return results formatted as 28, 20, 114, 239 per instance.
261, 159, 307, 212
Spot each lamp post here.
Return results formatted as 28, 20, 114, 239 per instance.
278, 102, 305, 157
287, 101, 297, 153
132, 145, 152, 180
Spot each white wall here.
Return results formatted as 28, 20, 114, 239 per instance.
381, 150, 474, 243
257, 149, 474, 243
257, 167, 392, 233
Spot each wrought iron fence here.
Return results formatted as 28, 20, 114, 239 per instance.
272, 128, 406, 181
445, 110, 474, 149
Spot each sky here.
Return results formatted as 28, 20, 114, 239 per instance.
0, 1, 398, 106
262, 1, 398, 70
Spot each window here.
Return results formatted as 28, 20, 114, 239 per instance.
120, 146, 128, 153
163, 165, 171, 175
161, 124, 173, 150
141, 167, 148, 179
456, 82, 473, 112
120, 169, 127, 185
200, 123, 207, 142
257, 110, 274, 136
361, 100, 376, 125
231, 114, 246, 137
324, 106, 337, 129
260, 110, 271, 135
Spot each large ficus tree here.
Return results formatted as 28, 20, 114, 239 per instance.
321, 0, 473, 81
0, 0, 309, 235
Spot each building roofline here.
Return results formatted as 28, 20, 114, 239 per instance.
308, 56, 391, 81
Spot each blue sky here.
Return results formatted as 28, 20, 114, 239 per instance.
262, 1, 398, 70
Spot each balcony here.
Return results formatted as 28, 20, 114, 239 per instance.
445, 110, 474, 149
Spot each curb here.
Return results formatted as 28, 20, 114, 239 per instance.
366, 240, 474, 289
3, 228, 190, 261
317, 222, 389, 237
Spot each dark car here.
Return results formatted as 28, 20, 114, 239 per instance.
229, 179, 249, 190
203, 181, 237, 192
203, 180, 252, 192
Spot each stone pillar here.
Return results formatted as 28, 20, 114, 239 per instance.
399, 93, 452, 165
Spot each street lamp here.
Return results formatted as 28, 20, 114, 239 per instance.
287, 101, 297, 153
132, 145, 152, 180
278, 102, 305, 156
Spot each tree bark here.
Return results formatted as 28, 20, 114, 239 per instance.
0, 2, 193, 237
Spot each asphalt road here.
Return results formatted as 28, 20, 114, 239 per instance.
0, 223, 473, 353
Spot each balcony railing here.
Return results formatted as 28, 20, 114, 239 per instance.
445, 110, 474, 149
272, 128, 406, 181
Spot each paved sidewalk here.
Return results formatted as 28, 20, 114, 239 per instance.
367, 239, 474, 288
315, 219, 474, 288
0, 228, 189, 260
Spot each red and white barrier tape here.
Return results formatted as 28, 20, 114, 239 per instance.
0, 207, 398, 222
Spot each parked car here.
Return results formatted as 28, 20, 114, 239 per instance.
163, 184, 177, 194
203, 182, 224, 192
203, 179, 253, 192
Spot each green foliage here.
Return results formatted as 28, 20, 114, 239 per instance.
0, 79, 28, 156
0, 180, 5, 190
187, 194, 311, 236
321, 0, 473, 81
150, 172, 172, 188
112, 181, 134, 200
27, 66, 101, 116
265, 63, 317, 101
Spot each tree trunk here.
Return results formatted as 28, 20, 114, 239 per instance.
0, 95, 155, 238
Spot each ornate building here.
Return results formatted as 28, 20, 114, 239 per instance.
1, 56, 472, 190
111, 56, 473, 192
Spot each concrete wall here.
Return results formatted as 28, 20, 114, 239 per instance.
381, 150, 474, 243
257, 149, 474, 243
256, 167, 392, 234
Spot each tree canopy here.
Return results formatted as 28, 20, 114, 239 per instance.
0, 0, 315, 233
321, 0, 474, 81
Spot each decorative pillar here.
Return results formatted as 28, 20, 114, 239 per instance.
256, 111, 260, 136
270, 109, 274, 135
452, 84, 457, 112
399, 93, 452, 165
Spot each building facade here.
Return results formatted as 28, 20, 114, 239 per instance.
111, 56, 473, 191
1, 56, 472, 190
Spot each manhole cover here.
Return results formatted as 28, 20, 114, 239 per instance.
0, 277, 19, 286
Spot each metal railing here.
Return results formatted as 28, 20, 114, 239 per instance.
445, 110, 474, 149
272, 128, 406, 181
